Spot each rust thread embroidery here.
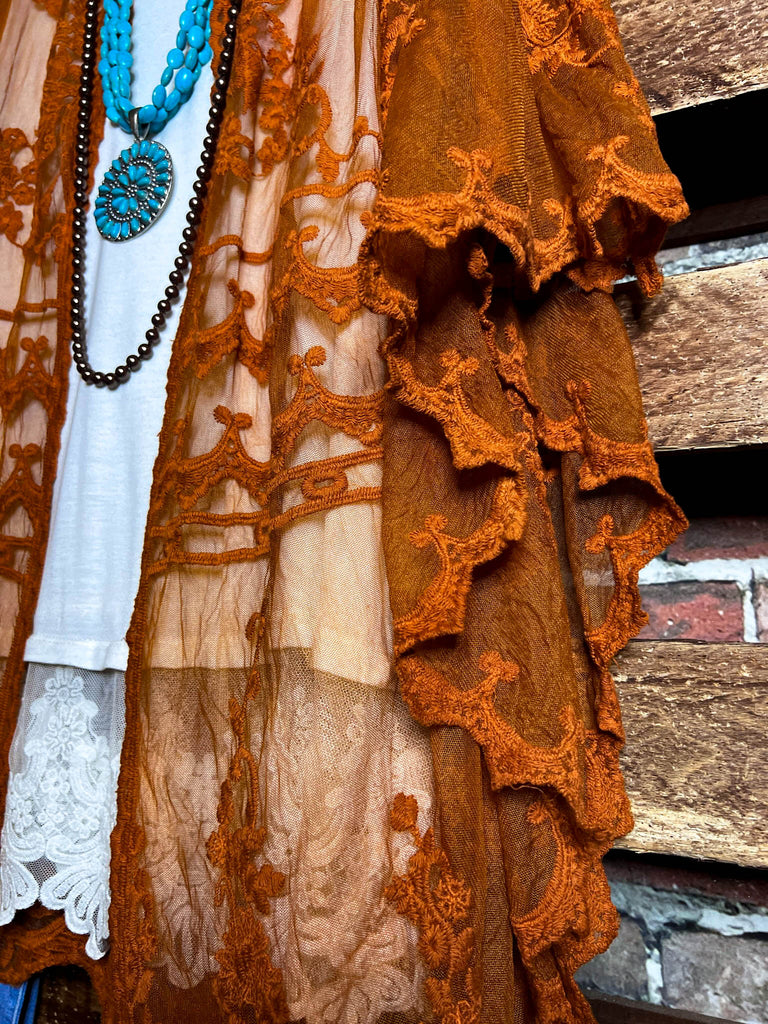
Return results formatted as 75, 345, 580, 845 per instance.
492, 320, 687, 671
379, 0, 426, 129
394, 478, 526, 654
0, 129, 36, 246
386, 793, 481, 1024
207, 667, 288, 1023
387, 347, 521, 472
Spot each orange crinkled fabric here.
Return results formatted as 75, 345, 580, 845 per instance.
0, 0, 687, 1021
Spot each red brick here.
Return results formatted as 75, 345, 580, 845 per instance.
756, 580, 768, 643
638, 581, 743, 642
665, 516, 768, 564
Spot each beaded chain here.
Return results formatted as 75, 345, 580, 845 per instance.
71, 0, 241, 387
99, 0, 214, 135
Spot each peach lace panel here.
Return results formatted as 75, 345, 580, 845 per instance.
107, 0, 439, 1020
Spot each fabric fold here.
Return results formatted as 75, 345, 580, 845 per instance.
356, 1, 688, 1018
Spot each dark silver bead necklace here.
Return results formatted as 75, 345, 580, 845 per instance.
71, 0, 241, 388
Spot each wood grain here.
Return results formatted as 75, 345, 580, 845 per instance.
613, 0, 768, 114
663, 196, 768, 248
587, 991, 734, 1024
613, 640, 768, 866
616, 260, 768, 451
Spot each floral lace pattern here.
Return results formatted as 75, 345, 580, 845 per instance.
0, 665, 124, 959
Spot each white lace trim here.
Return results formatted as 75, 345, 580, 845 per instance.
0, 664, 125, 958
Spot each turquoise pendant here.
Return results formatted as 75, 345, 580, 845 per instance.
94, 139, 173, 241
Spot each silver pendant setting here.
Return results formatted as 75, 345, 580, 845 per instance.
94, 138, 173, 241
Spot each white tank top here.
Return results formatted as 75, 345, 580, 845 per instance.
24, 2, 213, 671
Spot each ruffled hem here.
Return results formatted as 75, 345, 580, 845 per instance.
358, 3, 688, 1015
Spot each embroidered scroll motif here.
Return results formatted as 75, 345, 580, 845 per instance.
394, 478, 526, 654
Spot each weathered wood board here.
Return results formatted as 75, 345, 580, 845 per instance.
616, 259, 768, 451
613, 640, 768, 866
664, 196, 768, 248
587, 991, 734, 1024
613, 0, 768, 114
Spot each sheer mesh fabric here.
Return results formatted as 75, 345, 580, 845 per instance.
0, 0, 688, 1021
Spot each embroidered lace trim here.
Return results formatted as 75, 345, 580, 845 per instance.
0, 663, 125, 959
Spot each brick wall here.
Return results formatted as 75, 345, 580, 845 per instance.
578, 517, 768, 1022
638, 517, 768, 643
577, 853, 768, 1024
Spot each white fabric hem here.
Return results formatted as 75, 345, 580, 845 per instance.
23, 635, 129, 672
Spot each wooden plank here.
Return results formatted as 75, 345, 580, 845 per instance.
663, 196, 768, 249
617, 259, 768, 451
612, 640, 768, 867
613, 0, 768, 114
587, 991, 734, 1024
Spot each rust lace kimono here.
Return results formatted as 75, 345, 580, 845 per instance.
0, 0, 687, 1021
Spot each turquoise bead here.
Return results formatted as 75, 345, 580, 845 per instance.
98, 0, 212, 146
187, 24, 204, 48
176, 68, 193, 93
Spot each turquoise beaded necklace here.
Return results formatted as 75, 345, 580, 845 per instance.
94, 0, 214, 241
